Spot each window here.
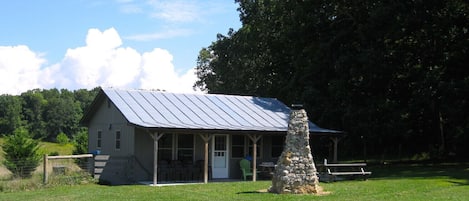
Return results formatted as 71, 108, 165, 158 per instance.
231, 135, 245, 158
115, 131, 121, 150
271, 135, 285, 157
177, 134, 193, 162
158, 134, 173, 161
231, 135, 263, 158
97, 130, 102, 149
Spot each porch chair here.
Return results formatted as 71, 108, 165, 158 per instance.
239, 159, 257, 181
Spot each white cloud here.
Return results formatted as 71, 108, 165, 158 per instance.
147, 0, 201, 22
0, 45, 46, 95
124, 28, 193, 41
0, 28, 201, 95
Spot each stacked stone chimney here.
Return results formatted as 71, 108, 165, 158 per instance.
269, 107, 320, 194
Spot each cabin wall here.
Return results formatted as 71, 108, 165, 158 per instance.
87, 97, 135, 184
133, 128, 154, 182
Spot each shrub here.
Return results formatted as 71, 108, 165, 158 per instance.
72, 130, 88, 168
72, 130, 88, 155
56, 132, 69, 145
1, 128, 41, 178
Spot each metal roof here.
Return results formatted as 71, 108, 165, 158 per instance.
83, 88, 341, 134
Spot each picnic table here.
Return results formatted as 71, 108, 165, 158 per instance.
316, 159, 371, 182
258, 162, 275, 179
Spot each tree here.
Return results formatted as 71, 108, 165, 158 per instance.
43, 89, 82, 141
1, 127, 41, 178
0, 95, 23, 136
21, 89, 47, 139
196, 0, 469, 159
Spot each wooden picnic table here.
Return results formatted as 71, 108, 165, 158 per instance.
316, 159, 371, 182
258, 162, 275, 179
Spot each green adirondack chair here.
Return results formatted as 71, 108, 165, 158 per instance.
239, 159, 255, 180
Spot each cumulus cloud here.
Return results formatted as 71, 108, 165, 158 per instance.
0, 45, 46, 95
0, 27, 200, 95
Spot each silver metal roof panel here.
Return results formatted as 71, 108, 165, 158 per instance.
100, 88, 341, 133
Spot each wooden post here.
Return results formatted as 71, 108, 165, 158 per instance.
150, 132, 164, 186
248, 134, 262, 182
43, 154, 48, 184
199, 134, 211, 184
331, 137, 340, 163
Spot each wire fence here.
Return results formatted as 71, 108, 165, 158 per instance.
43, 154, 94, 185
0, 154, 96, 191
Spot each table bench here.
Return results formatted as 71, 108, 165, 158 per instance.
317, 159, 372, 182
258, 162, 275, 179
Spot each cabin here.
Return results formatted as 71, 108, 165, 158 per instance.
80, 88, 342, 185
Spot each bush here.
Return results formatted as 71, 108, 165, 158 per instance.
1, 128, 41, 178
56, 132, 69, 145
72, 130, 88, 155
72, 130, 88, 168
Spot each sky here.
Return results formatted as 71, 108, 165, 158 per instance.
0, 0, 241, 95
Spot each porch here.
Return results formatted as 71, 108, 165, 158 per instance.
132, 130, 343, 186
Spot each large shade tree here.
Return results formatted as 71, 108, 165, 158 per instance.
195, 0, 469, 159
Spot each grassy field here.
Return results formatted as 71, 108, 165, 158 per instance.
1, 138, 468, 200
1, 163, 468, 201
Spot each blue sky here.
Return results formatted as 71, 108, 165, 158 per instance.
0, 0, 241, 95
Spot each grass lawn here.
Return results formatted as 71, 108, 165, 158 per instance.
1, 163, 468, 201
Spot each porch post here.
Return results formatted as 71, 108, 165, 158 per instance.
331, 136, 340, 163
150, 132, 164, 186
248, 134, 262, 182
199, 134, 212, 184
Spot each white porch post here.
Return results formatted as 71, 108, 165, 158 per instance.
248, 134, 262, 182
150, 132, 164, 186
199, 134, 212, 184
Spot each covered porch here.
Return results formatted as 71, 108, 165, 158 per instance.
135, 128, 344, 186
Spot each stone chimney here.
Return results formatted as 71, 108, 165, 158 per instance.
269, 105, 320, 194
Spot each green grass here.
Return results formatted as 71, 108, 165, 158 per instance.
0, 137, 74, 158
1, 163, 468, 201
38, 141, 74, 155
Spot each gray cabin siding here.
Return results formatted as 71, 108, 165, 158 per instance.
87, 97, 136, 184
133, 128, 154, 181
87, 97, 134, 156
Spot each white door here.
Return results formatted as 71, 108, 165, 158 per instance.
212, 135, 229, 178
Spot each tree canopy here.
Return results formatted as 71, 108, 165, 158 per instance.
195, 0, 469, 159
0, 88, 99, 141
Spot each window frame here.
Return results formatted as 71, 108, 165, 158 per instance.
176, 134, 194, 162
115, 130, 121, 150
97, 130, 102, 149
231, 135, 263, 159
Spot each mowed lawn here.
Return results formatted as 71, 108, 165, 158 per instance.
1, 163, 468, 201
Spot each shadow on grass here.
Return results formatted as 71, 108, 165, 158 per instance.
368, 162, 469, 185
237, 189, 270, 194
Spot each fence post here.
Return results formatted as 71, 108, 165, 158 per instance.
43, 154, 48, 184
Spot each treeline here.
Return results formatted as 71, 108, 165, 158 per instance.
196, 0, 469, 159
0, 88, 99, 141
